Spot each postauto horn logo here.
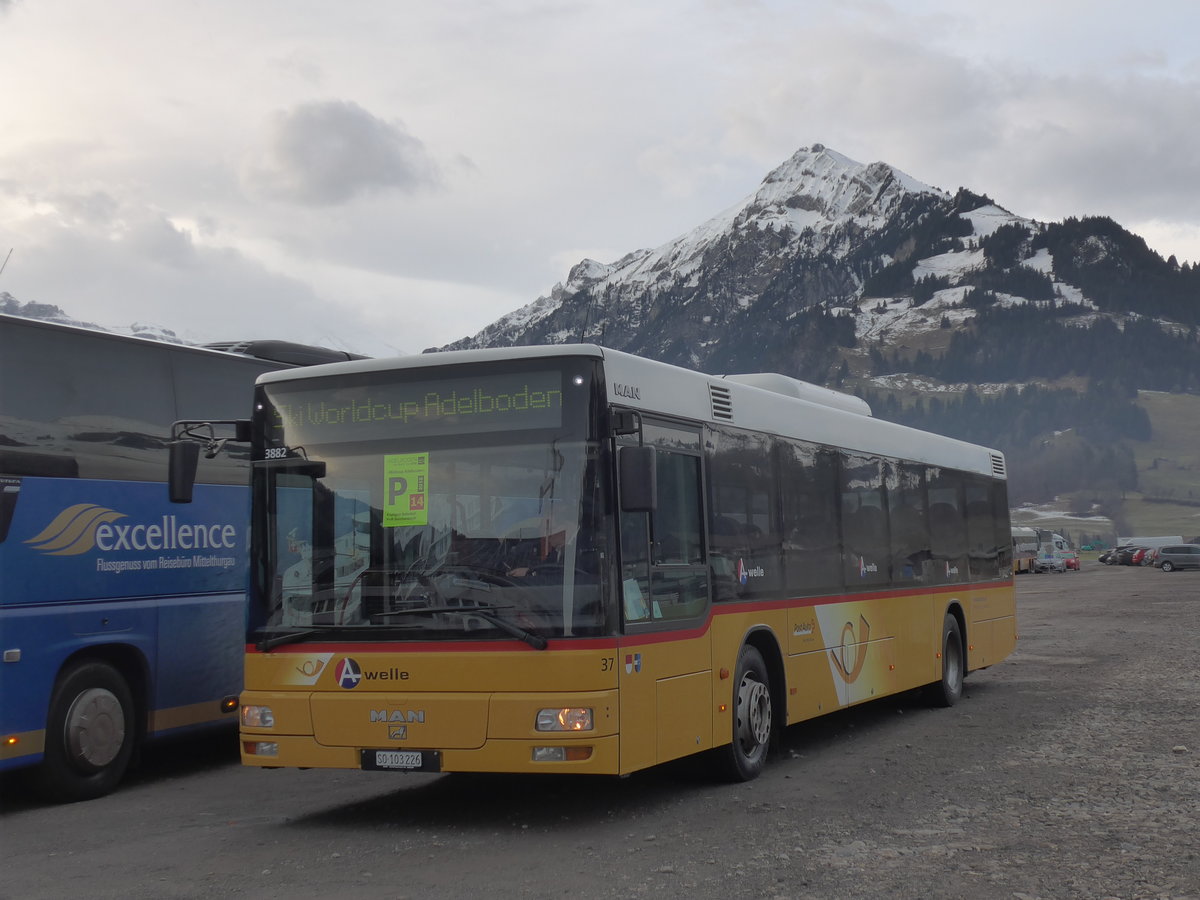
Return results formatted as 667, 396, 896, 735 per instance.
25, 503, 238, 556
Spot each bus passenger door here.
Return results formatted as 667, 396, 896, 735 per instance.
616, 426, 712, 772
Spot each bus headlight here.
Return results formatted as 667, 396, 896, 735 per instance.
536, 707, 593, 731
241, 705, 275, 728
532, 746, 593, 762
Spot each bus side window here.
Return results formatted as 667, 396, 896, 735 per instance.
888, 463, 930, 582
652, 451, 703, 566
965, 479, 1006, 581
649, 451, 707, 620
620, 441, 708, 625
840, 453, 890, 588
779, 439, 842, 597
706, 425, 781, 600
927, 468, 968, 582
620, 508, 652, 621
993, 482, 1013, 575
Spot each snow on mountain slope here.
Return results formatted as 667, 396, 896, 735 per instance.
446, 144, 950, 349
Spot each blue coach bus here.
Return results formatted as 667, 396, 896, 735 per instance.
0, 314, 357, 801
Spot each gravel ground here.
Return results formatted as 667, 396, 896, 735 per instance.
1, 564, 1197, 900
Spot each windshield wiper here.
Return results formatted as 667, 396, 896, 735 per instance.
370, 605, 548, 650
255, 628, 321, 653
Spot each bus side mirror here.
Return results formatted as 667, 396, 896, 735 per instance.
619, 445, 657, 512
611, 410, 641, 436
168, 441, 200, 504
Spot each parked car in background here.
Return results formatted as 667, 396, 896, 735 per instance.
1034, 552, 1067, 573
1118, 546, 1146, 566
1152, 544, 1200, 572
1061, 550, 1081, 570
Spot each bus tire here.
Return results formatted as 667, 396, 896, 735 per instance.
717, 645, 773, 782
926, 614, 964, 708
34, 660, 136, 803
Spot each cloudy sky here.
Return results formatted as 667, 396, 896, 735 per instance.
2, 1, 1198, 357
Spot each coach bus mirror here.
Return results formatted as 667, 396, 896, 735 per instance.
168, 440, 201, 504
619, 445, 657, 512
234, 419, 253, 443
288, 459, 326, 479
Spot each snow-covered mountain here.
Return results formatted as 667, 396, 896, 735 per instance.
0, 293, 190, 344
438, 143, 1198, 392
6, 142, 1196, 396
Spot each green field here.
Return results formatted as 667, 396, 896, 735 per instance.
1009, 392, 1200, 543
1125, 391, 1200, 539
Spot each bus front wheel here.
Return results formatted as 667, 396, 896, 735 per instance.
926, 614, 964, 708
717, 645, 773, 782
35, 660, 136, 803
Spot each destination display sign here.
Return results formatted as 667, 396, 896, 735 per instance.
263, 369, 565, 446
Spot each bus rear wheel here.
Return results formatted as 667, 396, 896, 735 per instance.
717, 645, 773, 782
926, 614, 964, 708
35, 660, 136, 803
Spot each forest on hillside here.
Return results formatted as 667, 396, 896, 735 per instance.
862, 382, 1143, 512
871, 304, 1200, 394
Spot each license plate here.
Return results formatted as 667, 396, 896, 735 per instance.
375, 751, 423, 769
360, 749, 440, 772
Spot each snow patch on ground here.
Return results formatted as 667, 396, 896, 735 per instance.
1011, 503, 1114, 525
868, 374, 1017, 395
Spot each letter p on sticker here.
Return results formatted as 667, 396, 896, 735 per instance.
388, 476, 409, 505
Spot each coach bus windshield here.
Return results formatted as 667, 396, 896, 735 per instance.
247, 360, 610, 645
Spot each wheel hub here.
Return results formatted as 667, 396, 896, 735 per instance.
64, 687, 126, 769
737, 676, 771, 749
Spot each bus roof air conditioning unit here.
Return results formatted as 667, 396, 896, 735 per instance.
722, 373, 872, 417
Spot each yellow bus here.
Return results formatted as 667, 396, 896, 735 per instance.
172, 345, 1017, 781
1011, 526, 1038, 574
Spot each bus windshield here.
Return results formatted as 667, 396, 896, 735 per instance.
249, 362, 610, 643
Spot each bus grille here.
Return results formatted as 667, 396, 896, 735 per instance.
709, 385, 734, 421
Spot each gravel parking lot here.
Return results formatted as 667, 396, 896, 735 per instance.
2, 564, 1197, 899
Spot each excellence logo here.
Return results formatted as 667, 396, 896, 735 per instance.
25, 504, 238, 557
24, 503, 126, 556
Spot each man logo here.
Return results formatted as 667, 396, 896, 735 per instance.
335, 658, 363, 689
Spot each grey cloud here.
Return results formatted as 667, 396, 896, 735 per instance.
246, 100, 441, 206
124, 214, 200, 269
727, 27, 1200, 231
8, 215, 375, 350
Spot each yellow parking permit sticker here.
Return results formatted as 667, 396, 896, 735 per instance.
383, 453, 429, 527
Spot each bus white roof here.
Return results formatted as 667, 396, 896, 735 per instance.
257, 343, 1006, 478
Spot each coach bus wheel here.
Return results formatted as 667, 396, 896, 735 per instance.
35, 661, 136, 803
926, 614, 964, 708
718, 645, 773, 782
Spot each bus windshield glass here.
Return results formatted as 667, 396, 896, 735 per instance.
250, 361, 609, 642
